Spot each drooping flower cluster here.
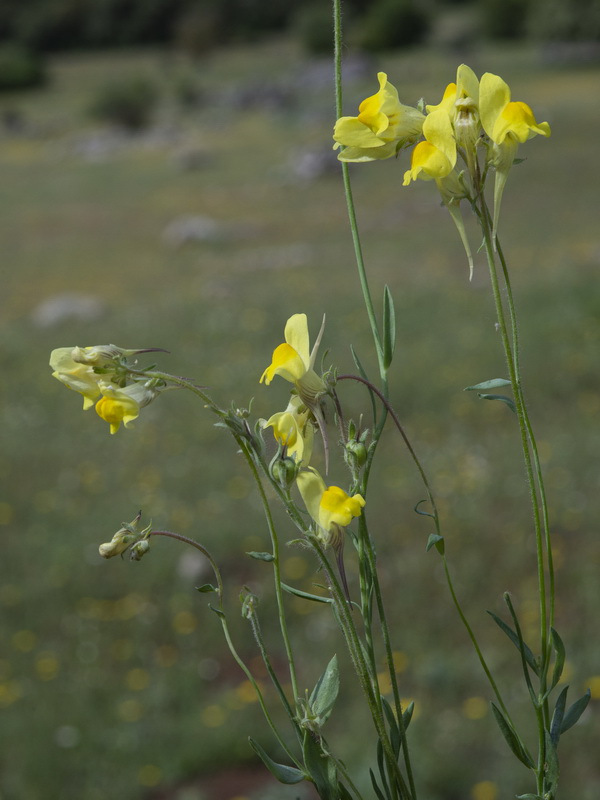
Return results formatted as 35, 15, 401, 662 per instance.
260, 314, 365, 549
334, 65, 551, 269
50, 345, 162, 434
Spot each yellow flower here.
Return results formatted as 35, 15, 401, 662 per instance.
333, 72, 424, 162
403, 110, 457, 184
262, 396, 314, 464
479, 72, 550, 237
260, 313, 325, 406
50, 347, 103, 409
95, 381, 158, 434
296, 467, 365, 547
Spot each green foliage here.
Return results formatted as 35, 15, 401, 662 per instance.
480, 0, 530, 40
359, 0, 430, 51
0, 42, 46, 90
527, 0, 600, 41
88, 75, 158, 130
293, 3, 335, 55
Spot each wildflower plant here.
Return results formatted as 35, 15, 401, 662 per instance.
49, 3, 589, 798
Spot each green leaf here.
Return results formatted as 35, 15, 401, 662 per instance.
382, 284, 396, 370
302, 730, 338, 800
478, 393, 517, 412
544, 729, 560, 795
196, 583, 217, 593
550, 685, 568, 745
248, 737, 305, 785
351, 344, 377, 425
208, 604, 225, 618
487, 611, 539, 676
281, 582, 333, 604
246, 550, 275, 562
549, 627, 566, 692
426, 533, 444, 554
516, 794, 543, 799
402, 701, 415, 730
381, 697, 401, 758
560, 688, 591, 734
464, 378, 511, 391
369, 769, 387, 800
490, 703, 535, 768
309, 655, 339, 725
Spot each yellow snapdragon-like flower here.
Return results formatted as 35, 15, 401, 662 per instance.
262, 396, 314, 464
260, 313, 325, 406
50, 347, 103, 409
479, 72, 551, 237
95, 381, 158, 434
403, 110, 457, 185
296, 467, 365, 547
333, 72, 424, 162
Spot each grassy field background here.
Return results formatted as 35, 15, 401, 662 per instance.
1, 36, 599, 800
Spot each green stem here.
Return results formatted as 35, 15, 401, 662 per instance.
238, 440, 300, 708
149, 530, 301, 768
333, 0, 385, 379
477, 202, 548, 778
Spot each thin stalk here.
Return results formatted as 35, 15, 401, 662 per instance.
149, 531, 301, 768
477, 204, 548, 777
333, 0, 385, 378
238, 440, 300, 707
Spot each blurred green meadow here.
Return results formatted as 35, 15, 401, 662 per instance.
1, 36, 599, 800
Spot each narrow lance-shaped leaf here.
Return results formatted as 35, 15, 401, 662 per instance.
382, 284, 396, 370
248, 737, 305, 785
560, 688, 591, 734
487, 610, 539, 675
550, 685, 568, 746
302, 730, 338, 800
351, 344, 377, 425
544, 729, 560, 795
381, 697, 401, 759
478, 393, 517, 413
369, 768, 387, 800
281, 582, 333, 604
246, 551, 275, 562
464, 378, 511, 391
549, 627, 566, 692
490, 703, 535, 768
310, 655, 340, 725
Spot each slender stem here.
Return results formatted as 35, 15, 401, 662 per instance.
333, 0, 385, 379
149, 530, 301, 768
238, 440, 300, 707
477, 201, 548, 779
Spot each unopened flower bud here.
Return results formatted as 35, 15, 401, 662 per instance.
129, 539, 150, 561
345, 439, 368, 469
240, 588, 259, 619
270, 456, 299, 489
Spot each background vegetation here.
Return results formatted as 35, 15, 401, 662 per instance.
0, 7, 599, 800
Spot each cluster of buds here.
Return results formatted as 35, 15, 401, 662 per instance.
49, 345, 164, 433
334, 66, 550, 276
98, 512, 152, 560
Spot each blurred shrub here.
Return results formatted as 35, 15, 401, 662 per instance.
293, 3, 334, 55
527, 0, 600, 40
0, 42, 46, 90
171, 5, 222, 58
359, 0, 430, 51
88, 76, 158, 130
480, 0, 529, 39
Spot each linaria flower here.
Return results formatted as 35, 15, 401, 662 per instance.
333, 72, 424, 162
296, 467, 365, 548
262, 396, 314, 464
479, 72, 550, 237
50, 347, 103, 409
95, 381, 158, 434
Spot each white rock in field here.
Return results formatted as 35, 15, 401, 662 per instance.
31, 292, 106, 328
